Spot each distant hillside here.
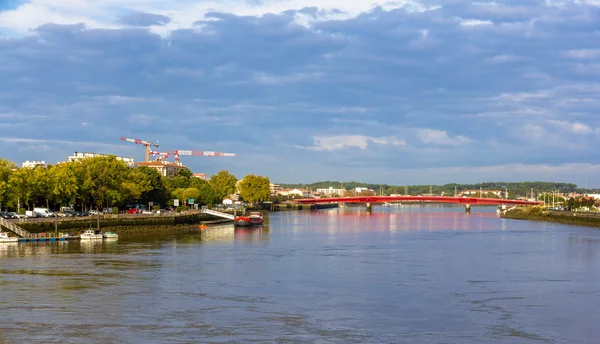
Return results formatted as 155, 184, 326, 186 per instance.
278, 181, 595, 198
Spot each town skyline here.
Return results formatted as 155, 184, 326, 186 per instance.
2, 1, 600, 187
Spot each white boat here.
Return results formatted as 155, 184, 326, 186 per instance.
80, 229, 103, 240
103, 231, 118, 239
0, 231, 19, 243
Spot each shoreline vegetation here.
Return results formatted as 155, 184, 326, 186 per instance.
501, 207, 600, 228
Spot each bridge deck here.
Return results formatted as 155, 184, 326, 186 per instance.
296, 195, 541, 206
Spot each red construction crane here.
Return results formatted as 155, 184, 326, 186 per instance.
172, 149, 236, 163
120, 136, 159, 162
148, 151, 170, 162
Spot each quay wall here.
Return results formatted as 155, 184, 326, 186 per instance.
16, 203, 339, 235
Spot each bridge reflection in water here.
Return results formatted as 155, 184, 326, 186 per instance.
283, 205, 503, 233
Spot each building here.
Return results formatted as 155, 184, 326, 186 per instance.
67, 151, 136, 167
278, 188, 311, 198
22, 160, 47, 169
137, 160, 189, 178
270, 183, 282, 195
193, 173, 207, 180
316, 187, 346, 197
459, 190, 503, 197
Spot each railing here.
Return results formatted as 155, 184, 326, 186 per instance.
200, 206, 235, 220
0, 217, 31, 238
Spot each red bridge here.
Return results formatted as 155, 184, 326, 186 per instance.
296, 195, 541, 210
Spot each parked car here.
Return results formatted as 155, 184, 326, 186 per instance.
126, 208, 140, 214
89, 210, 100, 216
0, 211, 12, 219
8, 212, 26, 219
25, 210, 38, 218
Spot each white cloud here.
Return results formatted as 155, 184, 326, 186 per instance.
302, 135, 406, 151
547, 119, 593, 134
486, 54, 523, 63
457, 18, 494, 26
0, 0, 438, 35
416, 129, 471, 146
490, 91, 551, 102
563, 49, 600, 59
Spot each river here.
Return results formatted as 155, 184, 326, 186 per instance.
0, 205, 599, 343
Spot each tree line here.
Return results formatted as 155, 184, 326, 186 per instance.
0, 156, 271, 212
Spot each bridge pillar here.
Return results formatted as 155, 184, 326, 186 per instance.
366, 202, 372, 212
465, 204, 471, 213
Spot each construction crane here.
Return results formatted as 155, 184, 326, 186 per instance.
120, 137, 159, 162
172, 150, 236, 163
148, 149, 235, 164
148, 151, 170, 162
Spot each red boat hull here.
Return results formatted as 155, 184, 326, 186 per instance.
234, 216, 264, 227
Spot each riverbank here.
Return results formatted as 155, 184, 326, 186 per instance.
12, 203, 339, 235
18, 213, 222, 235
501, 207, 600, 228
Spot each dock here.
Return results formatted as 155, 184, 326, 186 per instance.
1, 217, 81, 242
200, 206, 235, 220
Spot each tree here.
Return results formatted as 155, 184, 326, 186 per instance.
238, 174, 271, 203
191, 178, 218, 206
48, 164, 79, 208
121, 167, 152, 205
168, 169, 193, 190
209, 170, 238, 202
81, 156, 132, 209
138, 166, 168, 206
0, 158, 16, 210
8, 167, 33, 211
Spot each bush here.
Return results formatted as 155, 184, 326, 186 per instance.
112, 207, 119, 215
176, 205, 189, 213
19, 208, 26, 214
153, 205, 159, 211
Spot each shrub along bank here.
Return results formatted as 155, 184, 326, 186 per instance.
501, 207, 600, 228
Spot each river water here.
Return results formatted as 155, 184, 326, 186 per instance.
1, 205, 599, 343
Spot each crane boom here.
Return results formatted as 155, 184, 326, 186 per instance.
120, 136, 159, 162
171, 150, 236, 163
175, 150, 236, 157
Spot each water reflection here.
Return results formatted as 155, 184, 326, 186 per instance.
293, 206, 501, 233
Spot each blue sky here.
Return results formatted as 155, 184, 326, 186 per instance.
1, 0, 600, 187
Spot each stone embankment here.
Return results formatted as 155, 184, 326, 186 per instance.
501, 207, 600, 228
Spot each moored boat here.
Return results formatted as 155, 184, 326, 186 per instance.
234, 211, 264, 227
103, 231, 118, 239
81, 229, 103, 240
0, 231, 19, 243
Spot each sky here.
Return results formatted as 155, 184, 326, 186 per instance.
1, 0, 600, 187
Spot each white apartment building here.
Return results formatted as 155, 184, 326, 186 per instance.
278, 188, 311, 197
316, 187, 345, 197
22, 160, 47, 168
67, 152, 136, 167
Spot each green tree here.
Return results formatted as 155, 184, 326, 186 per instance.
209, 170, 238, 201
138, 166, 168, 206
8, 167, 34, 210
238, 174, 271, 203
48, 163, 79, 208
168, 169, 193, 190
0, 158, 16, 210
81, 156, 132, 209
191, 178, 218, 206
